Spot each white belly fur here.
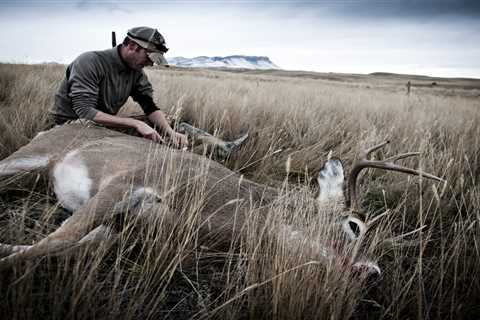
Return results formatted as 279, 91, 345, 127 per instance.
53, 150, 92, 211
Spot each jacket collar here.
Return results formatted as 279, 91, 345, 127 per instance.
110, 45, 130, 72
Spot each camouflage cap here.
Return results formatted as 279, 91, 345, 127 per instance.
127, 26, 169, 65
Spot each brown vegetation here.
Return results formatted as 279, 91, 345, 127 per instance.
0, 63, 479, 319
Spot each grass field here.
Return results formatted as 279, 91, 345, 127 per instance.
0, 63, 479, 319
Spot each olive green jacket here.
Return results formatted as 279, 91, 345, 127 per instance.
51, 46, 158, 123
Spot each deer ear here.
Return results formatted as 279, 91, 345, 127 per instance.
317, 158, 345, 203
342, 215, 367, 240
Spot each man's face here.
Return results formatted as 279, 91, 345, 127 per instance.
125, 42, 154, 70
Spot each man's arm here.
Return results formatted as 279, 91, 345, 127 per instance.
66, 52, 159, 142
68, 52, 102, 121
131, 72, 187, 147
93, 111, 164, 143
147, 110, 188, 147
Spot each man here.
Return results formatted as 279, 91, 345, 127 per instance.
50, 26, 188, 146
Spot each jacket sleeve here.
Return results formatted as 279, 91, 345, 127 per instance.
67, 52, 102, 120
131, 71, 160, 116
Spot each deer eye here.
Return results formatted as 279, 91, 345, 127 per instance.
349, 221, 361, 238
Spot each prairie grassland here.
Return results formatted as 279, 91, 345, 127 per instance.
0, 63, 479, 319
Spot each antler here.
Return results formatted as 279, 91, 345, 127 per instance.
348, 141, 446, 217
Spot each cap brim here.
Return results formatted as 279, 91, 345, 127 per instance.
147, 52, 168, 66
127, 36, 168, 66
128, 36, 158, 51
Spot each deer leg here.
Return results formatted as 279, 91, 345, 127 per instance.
0, 155, 50, 177
178, 122, 248, 160
0, 182, 161, 270
0, 156, 51, 256
0, 154, 49, 257
0, 244, 31, 257
0, 225, 115, 265
178, 122, 224, 147
77, 224, 113, 245
0, 212, 104, 270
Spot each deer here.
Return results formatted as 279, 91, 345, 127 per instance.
0, 120, 445, 275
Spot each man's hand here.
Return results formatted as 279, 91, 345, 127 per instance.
169, 131, 188, 148
147, 110, 188, 147
135, 121, 164, 143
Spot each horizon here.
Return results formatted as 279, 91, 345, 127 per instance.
0, 0, 479, 78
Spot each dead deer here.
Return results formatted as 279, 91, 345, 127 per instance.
0, 121, 444, 275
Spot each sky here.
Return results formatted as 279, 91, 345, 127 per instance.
0, 0, 479, 78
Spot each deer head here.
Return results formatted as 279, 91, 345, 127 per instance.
311, 141, 445, 276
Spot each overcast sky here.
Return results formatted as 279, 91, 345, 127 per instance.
1, 0, 479, 78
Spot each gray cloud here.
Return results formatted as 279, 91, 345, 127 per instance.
322, 0, 480, 18
2, 0, 480, 18
1, 0, 128, 11
76, 0, 131, 13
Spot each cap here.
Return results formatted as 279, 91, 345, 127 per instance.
127, 26, 169, 65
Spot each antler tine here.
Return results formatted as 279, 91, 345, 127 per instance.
385, 152, 420, 163
348, 142, 446, 216
363, 140, 390, 159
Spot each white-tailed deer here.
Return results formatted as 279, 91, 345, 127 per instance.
0, 121, 444, 275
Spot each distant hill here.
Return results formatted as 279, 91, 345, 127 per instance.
369, 72, 479, 81
167, 55, 280, 70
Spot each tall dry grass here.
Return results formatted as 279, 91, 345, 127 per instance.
0, 63, 479, 319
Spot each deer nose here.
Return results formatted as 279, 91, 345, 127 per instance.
352, 261, 381, 280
